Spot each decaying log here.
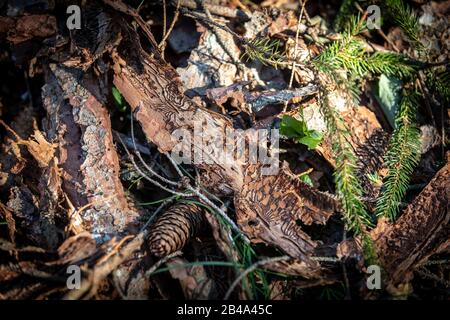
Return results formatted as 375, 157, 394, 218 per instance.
373, 154, 450, 293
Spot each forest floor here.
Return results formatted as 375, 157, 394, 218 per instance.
0, 0, 449, 300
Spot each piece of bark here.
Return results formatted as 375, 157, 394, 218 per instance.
167, 256, 219, 299
235, 162, 338, 273
39, 61, 160, 298
0, 15, 56, 43
42, 64, 139, 239
372, 155, 450, 294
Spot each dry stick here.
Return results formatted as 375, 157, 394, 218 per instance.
354, 2, 400, 53
116, 131, 192, 197
159, 0, 181, 54
162, 0, 167, 41
145, 251, 183, 277
130, 110, 179, 187
131, 112, 245, 239
167, 153, 230, 216
284, 0, 308, 112
129, 106, 245, 239
224, 256, 291, 300
113, 130, 151, 156
181, 8, 241, 39
64, 233, 146, 300
102, 0, 160, 56
165, 153, 249, 242
173, 0, 250, 20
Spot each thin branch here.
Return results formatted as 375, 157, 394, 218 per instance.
159, 0, 181, 55
224, 256, 291, 300
164, 153, 249, 242
145, 251, 183, 277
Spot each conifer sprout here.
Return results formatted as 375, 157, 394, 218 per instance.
375, 90, 421, 221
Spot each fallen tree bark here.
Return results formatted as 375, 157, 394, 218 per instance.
42, 64, 139, 237
40, 62, 153, 299
373, 153, 450, 294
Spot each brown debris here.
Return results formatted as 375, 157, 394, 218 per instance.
0, 119, 55, 168
0, 202, 16, 243
373, 154, 450, 294
112, 19, 340, 269
0, 15, 57, 44
0, 0, 448, 301
42, 64, 139, 237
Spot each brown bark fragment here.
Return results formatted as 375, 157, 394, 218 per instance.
42, 64, 139, 238
373, 155, 450, 292
0, 15, 57, 44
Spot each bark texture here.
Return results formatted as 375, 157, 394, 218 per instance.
373, 154, 450, 292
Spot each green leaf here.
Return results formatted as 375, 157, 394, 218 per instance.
374, 74, 402, 127
280, 115, 306, 137
280, 115, 323, 150
298, 130, 323, 150
112, 86, 127, 112
299, 174, 314, 186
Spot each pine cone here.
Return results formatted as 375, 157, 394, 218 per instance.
147, 202, 206, 257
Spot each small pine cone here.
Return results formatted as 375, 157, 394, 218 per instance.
148, 202, 206, 257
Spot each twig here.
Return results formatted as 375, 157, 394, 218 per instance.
224, 256, 291, 299
165, 153, 248, 242
64, 233, 146, 300
116, 131, 191, 197
354, 2, 400, 53
288, 0, 308, 89
130, 112, 179, 187
162, 0, 167, 41
159, 0, 181, 55
172, 0, 250, 20
145, 251, 183, 277
113, 130, 151, 156
102, 0, 160, 56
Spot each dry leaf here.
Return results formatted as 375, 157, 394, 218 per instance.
0, 202, 16, 243
0, 120, 56, 168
